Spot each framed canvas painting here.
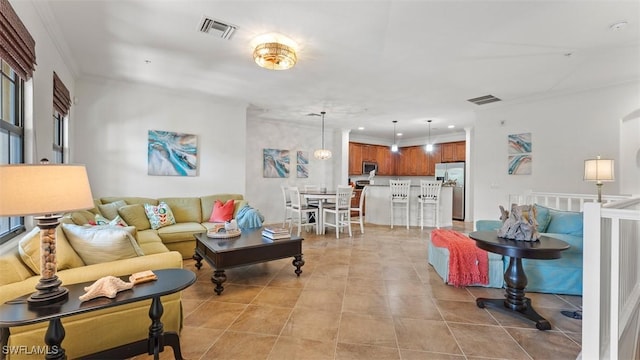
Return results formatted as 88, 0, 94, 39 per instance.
508, 154, 532, 175
263, 148, 290, 178
148, 130, 198, 176
508, 133, 532, 154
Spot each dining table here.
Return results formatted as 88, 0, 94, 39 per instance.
299, 190, 337, 235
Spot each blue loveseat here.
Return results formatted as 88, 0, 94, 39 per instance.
476, 203, 584, 295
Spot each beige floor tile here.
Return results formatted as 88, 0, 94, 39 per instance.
177, 325, 221, 359
305, 273, 348, 291
203, 331, 277, 360
280, 307, 341, 342
394, 318, 462, 354
447, 323, 530, 359
228, 304, 292, 335
384, 279, 433, 297
183, 301, 246, 329
346, 277, 388, 297
251, 286, 302, 308
181, 298, 205, 317
399, 349, 466, 360
388, 295, 442, 320
342, 292, 391, 316
209, 284, 264, 304
506, 327, 582, 360
435, 299, 499, 325
295, 288, 344, 313
338, 312, 397, 348
335, 343, 400, 360
269, 337, 335, 360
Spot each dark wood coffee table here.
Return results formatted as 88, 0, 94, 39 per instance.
0, 268, 195, 360
193, 228, 304, 295
468, 231, 570, 330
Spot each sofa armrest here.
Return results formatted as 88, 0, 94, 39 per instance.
0, 252, 183, 304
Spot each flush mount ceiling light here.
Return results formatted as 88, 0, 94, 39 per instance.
252, 33, 298, 70
313, 111, 332, 160
609, 21, 628, 31
391, 121, 399, 152
425, 120, 433, 152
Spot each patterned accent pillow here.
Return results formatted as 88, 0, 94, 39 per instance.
144, 202, 177, 230
95, 214, 128, 227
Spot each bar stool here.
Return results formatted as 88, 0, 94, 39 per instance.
418, 180, 442, 229
350, 185, 368, 234
390, 179, 411, 229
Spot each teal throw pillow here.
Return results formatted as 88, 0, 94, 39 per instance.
533, 204, 552, 233
546, 208, 583, 237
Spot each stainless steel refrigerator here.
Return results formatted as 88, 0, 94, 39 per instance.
435, 162, 465, 221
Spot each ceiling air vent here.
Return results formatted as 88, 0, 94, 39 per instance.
198, 16, 237, 40
467, 95, 501, 105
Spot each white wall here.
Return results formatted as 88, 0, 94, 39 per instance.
472, 82, 640, 222
11, 1, 76, 163
620, 110, 640, 195
72, 78, 247, 198
245, 118, 340, 225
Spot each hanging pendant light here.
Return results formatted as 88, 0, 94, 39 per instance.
391, 120, 399, 152
314, 111, 332, 160
425, 120, 433, 152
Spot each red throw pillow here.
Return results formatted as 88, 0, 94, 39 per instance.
209, 199, 235, 222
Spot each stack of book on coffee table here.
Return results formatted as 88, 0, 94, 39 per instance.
261, 227, 291, 240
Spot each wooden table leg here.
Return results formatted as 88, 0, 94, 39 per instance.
476, 257, 551, 330
44, 318, 66, 360
293, 255, 305, 276
212, 270, 227, 295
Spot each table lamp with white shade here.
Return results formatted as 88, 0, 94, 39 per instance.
583, 156, 615, 203
0, 164, 94, 307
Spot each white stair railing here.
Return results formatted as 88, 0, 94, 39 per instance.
582, 198, 640, 360
508, 191, 630, 211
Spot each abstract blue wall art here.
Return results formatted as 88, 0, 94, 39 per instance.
508, 133, 532, 154
263, 148, 290, 178
508, 154, 532, 175
148, 130, 198, 176
297, 164, 309, 178
297, 151, 309, 165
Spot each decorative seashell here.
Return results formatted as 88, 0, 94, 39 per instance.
79, 276, 134, 302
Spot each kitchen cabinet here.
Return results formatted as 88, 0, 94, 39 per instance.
349, 142, 363, 175
376, 146, 394, 175
440, 141, 466, 162
362, 145, 377, 162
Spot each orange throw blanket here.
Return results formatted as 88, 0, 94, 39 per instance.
431, 229, 489, 287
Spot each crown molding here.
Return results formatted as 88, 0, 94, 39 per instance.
29, 0, 81, 78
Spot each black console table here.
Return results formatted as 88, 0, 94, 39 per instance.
468, 231, 569, 330
0, 268, 195, 360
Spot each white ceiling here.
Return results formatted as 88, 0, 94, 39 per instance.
39, 0, 640, 141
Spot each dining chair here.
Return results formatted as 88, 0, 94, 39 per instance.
304, 184, 321, 208
349, 185, 368, 234
323, 185, 353, 238
288, 187, 318, 236
281, 185, 292, 227
418, 180, 442, 229
390, 179, 411, 229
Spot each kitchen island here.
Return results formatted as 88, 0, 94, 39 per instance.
365, 185, 453, 227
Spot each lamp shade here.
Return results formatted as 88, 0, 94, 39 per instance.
0, 164, 94, 216
583, 157, 615, 183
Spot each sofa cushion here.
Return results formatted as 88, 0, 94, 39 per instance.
62, 224, 144, 265
158, 197, 202, 223
209, 199, 235, 222
95, 214, 128, 227
98, 200, 127, 220
545, 207, 583, 237
118, 204, 152, 231
533, 204, 552, 232
18, 226, 85, 274
200, 194, 245, 220
0, 238, 36, 285
67, 210, 98, 225
136, 230, 170, 255
101, 197, 159, 206
144, 202, 177, 230
156, 222, 206, 244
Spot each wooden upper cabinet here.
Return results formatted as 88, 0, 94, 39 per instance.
426, 144, 440, 176
440, 141, 465, 162
362, 145, 377, 162
454, 141, 466, 162
376, 145, 394, 175
349, 142, 363, 175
